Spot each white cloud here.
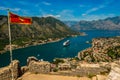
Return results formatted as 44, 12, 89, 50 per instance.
21, 10, 30, 16
12, 8, 20, 11
18, 1, 28, 5
79, 5, 85, 7
79, 4, 93, 8
42, 1, 51, 5
0, 6, 20, 12
59, 10, 73, 17
0, 6, 7, 10
43, 14, 61, 18
58, 9, 115, 21
82, 14, 87, 16
82, 5, 105, 16
82, 0, 113, 16
35, 4, 40, 7
55, 15, 61, 18
57, 10, 83, 21
50, 10, 54, 12
58, 10, 75, 21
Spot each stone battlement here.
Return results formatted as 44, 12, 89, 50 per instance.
0, 60, 20, 80
0, 57, 51, 80
0, 56, 120, 80
28, 60, 51, 73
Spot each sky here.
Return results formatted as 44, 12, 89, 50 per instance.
0, 0, 120, 21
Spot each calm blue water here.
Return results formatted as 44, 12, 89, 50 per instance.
0, 30, 120, 67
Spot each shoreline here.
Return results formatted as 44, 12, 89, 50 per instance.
0, 33, 86, 54
0, 38, 65, 54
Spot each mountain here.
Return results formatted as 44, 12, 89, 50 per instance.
71, 16, 120, 30
63, 21, 79, 27
0, 15, 81, 52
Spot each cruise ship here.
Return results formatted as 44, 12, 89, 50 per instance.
63, 40, 70, 47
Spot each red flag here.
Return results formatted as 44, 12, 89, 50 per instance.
9, 12, 32, 25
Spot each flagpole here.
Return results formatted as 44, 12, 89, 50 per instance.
7, 9, 14, 80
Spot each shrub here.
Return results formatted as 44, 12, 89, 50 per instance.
87, 73, 96, 78
53, 58, 64, 65
53, 68, 58, 72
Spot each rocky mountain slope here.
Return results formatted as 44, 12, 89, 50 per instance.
0, 15, 80, 52
71, 16, 120, 30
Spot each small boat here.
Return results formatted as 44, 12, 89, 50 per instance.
63, 40, 70, 47
86, 41, 89, 43
37, 54, 40, 57
86, 41, 91, 44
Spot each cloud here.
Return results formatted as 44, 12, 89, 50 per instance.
43, 14, 61, 18
58, 10, 75, 20
12, 8, 20, 12
57, 9, 115, 21
79, 5, 85, 7
0, 6, 20, 12
35, 4, 40, 7
50, 10, 54, 12
79, 5, 91, 8
58, 10, 81, 21
82, 5, 105, 16
59, 10, 73, 17
42, 1, 51, 5
0, 6, 7, 10
82, 0, 113, 16
18, 1, 29, 5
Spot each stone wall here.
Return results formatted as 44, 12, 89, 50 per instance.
10, 60, 21, 79
27, 56, 38, 66
0, 56, 51, 80
79, 63, 100, 68
0, 60, 20, 80
0, 66, 11, 80
28, 60, 51, 73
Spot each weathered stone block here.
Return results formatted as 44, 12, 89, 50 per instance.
27, 56, 38, 66
28, 60, 51, 73
0, 60, 20, 80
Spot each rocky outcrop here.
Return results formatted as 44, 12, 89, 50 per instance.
107, 63, 120, 80
0, 60, 20, 80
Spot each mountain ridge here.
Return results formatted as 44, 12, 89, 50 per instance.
65, 16, 120, 30
0, 15, 81, 53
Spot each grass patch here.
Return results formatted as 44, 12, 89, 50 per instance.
87, 73, 96, 78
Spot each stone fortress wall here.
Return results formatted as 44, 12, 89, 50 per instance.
0, 56, 51, 80
0, 56, 120, 80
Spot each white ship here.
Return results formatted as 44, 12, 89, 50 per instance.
63, 40, 70, 47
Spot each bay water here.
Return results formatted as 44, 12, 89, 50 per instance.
0, 30, 120, 68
